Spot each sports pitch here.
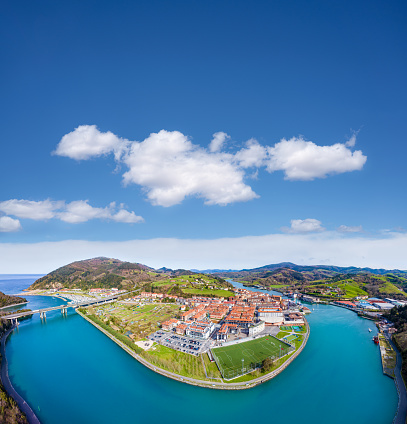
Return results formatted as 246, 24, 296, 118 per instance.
211, 336, 291, 377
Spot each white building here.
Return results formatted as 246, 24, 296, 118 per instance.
248, 321, 265, 337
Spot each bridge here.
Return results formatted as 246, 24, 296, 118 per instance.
2, 294, 122, 325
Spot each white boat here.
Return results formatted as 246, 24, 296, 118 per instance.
368, 328, 372, 332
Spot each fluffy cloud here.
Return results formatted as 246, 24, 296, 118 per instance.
0, 199, 143, 225
121, 130, 258, 206
266, 137, 366, 180
53, 125, 125, 160
282, 218, 325, 233
0, 199, 64, 220
235, 139, 268, 168
209, 132, 230, 153
53, 125, 367, 206
337, 225, 363, 233
0, 216, 22, 232
1, 232, 407, 273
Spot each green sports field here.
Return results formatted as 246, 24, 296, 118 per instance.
211, 336, 291, 379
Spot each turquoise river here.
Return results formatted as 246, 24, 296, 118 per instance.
1, 276, 398, 423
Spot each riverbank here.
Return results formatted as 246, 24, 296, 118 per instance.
76, 308, 310, 389
0, 325, 39, 424
0, 302, 29, 310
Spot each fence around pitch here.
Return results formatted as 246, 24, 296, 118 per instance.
212, 344, 294, 381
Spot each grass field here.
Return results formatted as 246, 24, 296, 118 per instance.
211, 336, 291, 379
182, 288, 235, 297
92, 302, 180, 339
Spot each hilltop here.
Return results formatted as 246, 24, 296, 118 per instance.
27, 257, 165, 291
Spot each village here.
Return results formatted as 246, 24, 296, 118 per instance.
116, 287, 309, 356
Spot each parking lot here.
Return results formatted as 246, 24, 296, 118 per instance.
148, 331, 213, 356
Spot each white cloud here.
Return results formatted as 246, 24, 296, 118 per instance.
53, 126, 367, 206
121, 130, 257, 206
111, 209, 145, 223
53, 125, 125, 160
0, 216, 22, 232
209, 132, 230, 153
282, 218, 325, 233
0, 199, 143, 225
266, 136, 366, 180
1, 232, 407, 273
235, 139, 268, 168
0, 199, 64, 220
337, 225, 363, 233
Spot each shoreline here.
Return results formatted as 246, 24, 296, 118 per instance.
76, 308, 310, 390
0, 302, 29, 311
0, 325, 40, 424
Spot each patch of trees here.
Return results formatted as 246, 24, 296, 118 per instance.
384, 306, 407, 332
0, 292, 27, 309
261, 357, 274, 372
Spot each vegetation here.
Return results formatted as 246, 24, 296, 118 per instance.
79, 310, 144, 354
89, 302, 180, 339
0, 292, 27, 310
262, 357, 274, 372
140, 344, 207, 380
214, 263, 407, 300
384, 306, 407, 383
28, 257, 233, 298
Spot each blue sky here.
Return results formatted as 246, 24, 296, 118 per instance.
1, 0, 407, 272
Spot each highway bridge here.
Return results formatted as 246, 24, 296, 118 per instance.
1, 294, 122, 324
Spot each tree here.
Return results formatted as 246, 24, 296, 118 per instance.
262, 357, 274, 372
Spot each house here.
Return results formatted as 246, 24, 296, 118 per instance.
161, 318, 180, 331
175, 323, 188, 335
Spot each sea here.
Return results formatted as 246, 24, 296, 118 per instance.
1, 275, 398, 424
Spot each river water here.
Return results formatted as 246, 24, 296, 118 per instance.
2, 276, 398, 424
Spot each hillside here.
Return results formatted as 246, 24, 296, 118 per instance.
27, 258, 233, 295
0, 292, 27, 309
28, 257, 168, 291
213, 263, 407, 300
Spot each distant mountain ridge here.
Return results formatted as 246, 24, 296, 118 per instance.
210, 262, 407, 277
28, 257, 407, 300
211, 262, 407, 300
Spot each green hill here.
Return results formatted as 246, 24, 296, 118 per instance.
214, 263, 407, 300
28, 258, 233, 294
28, 257, 166, 291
